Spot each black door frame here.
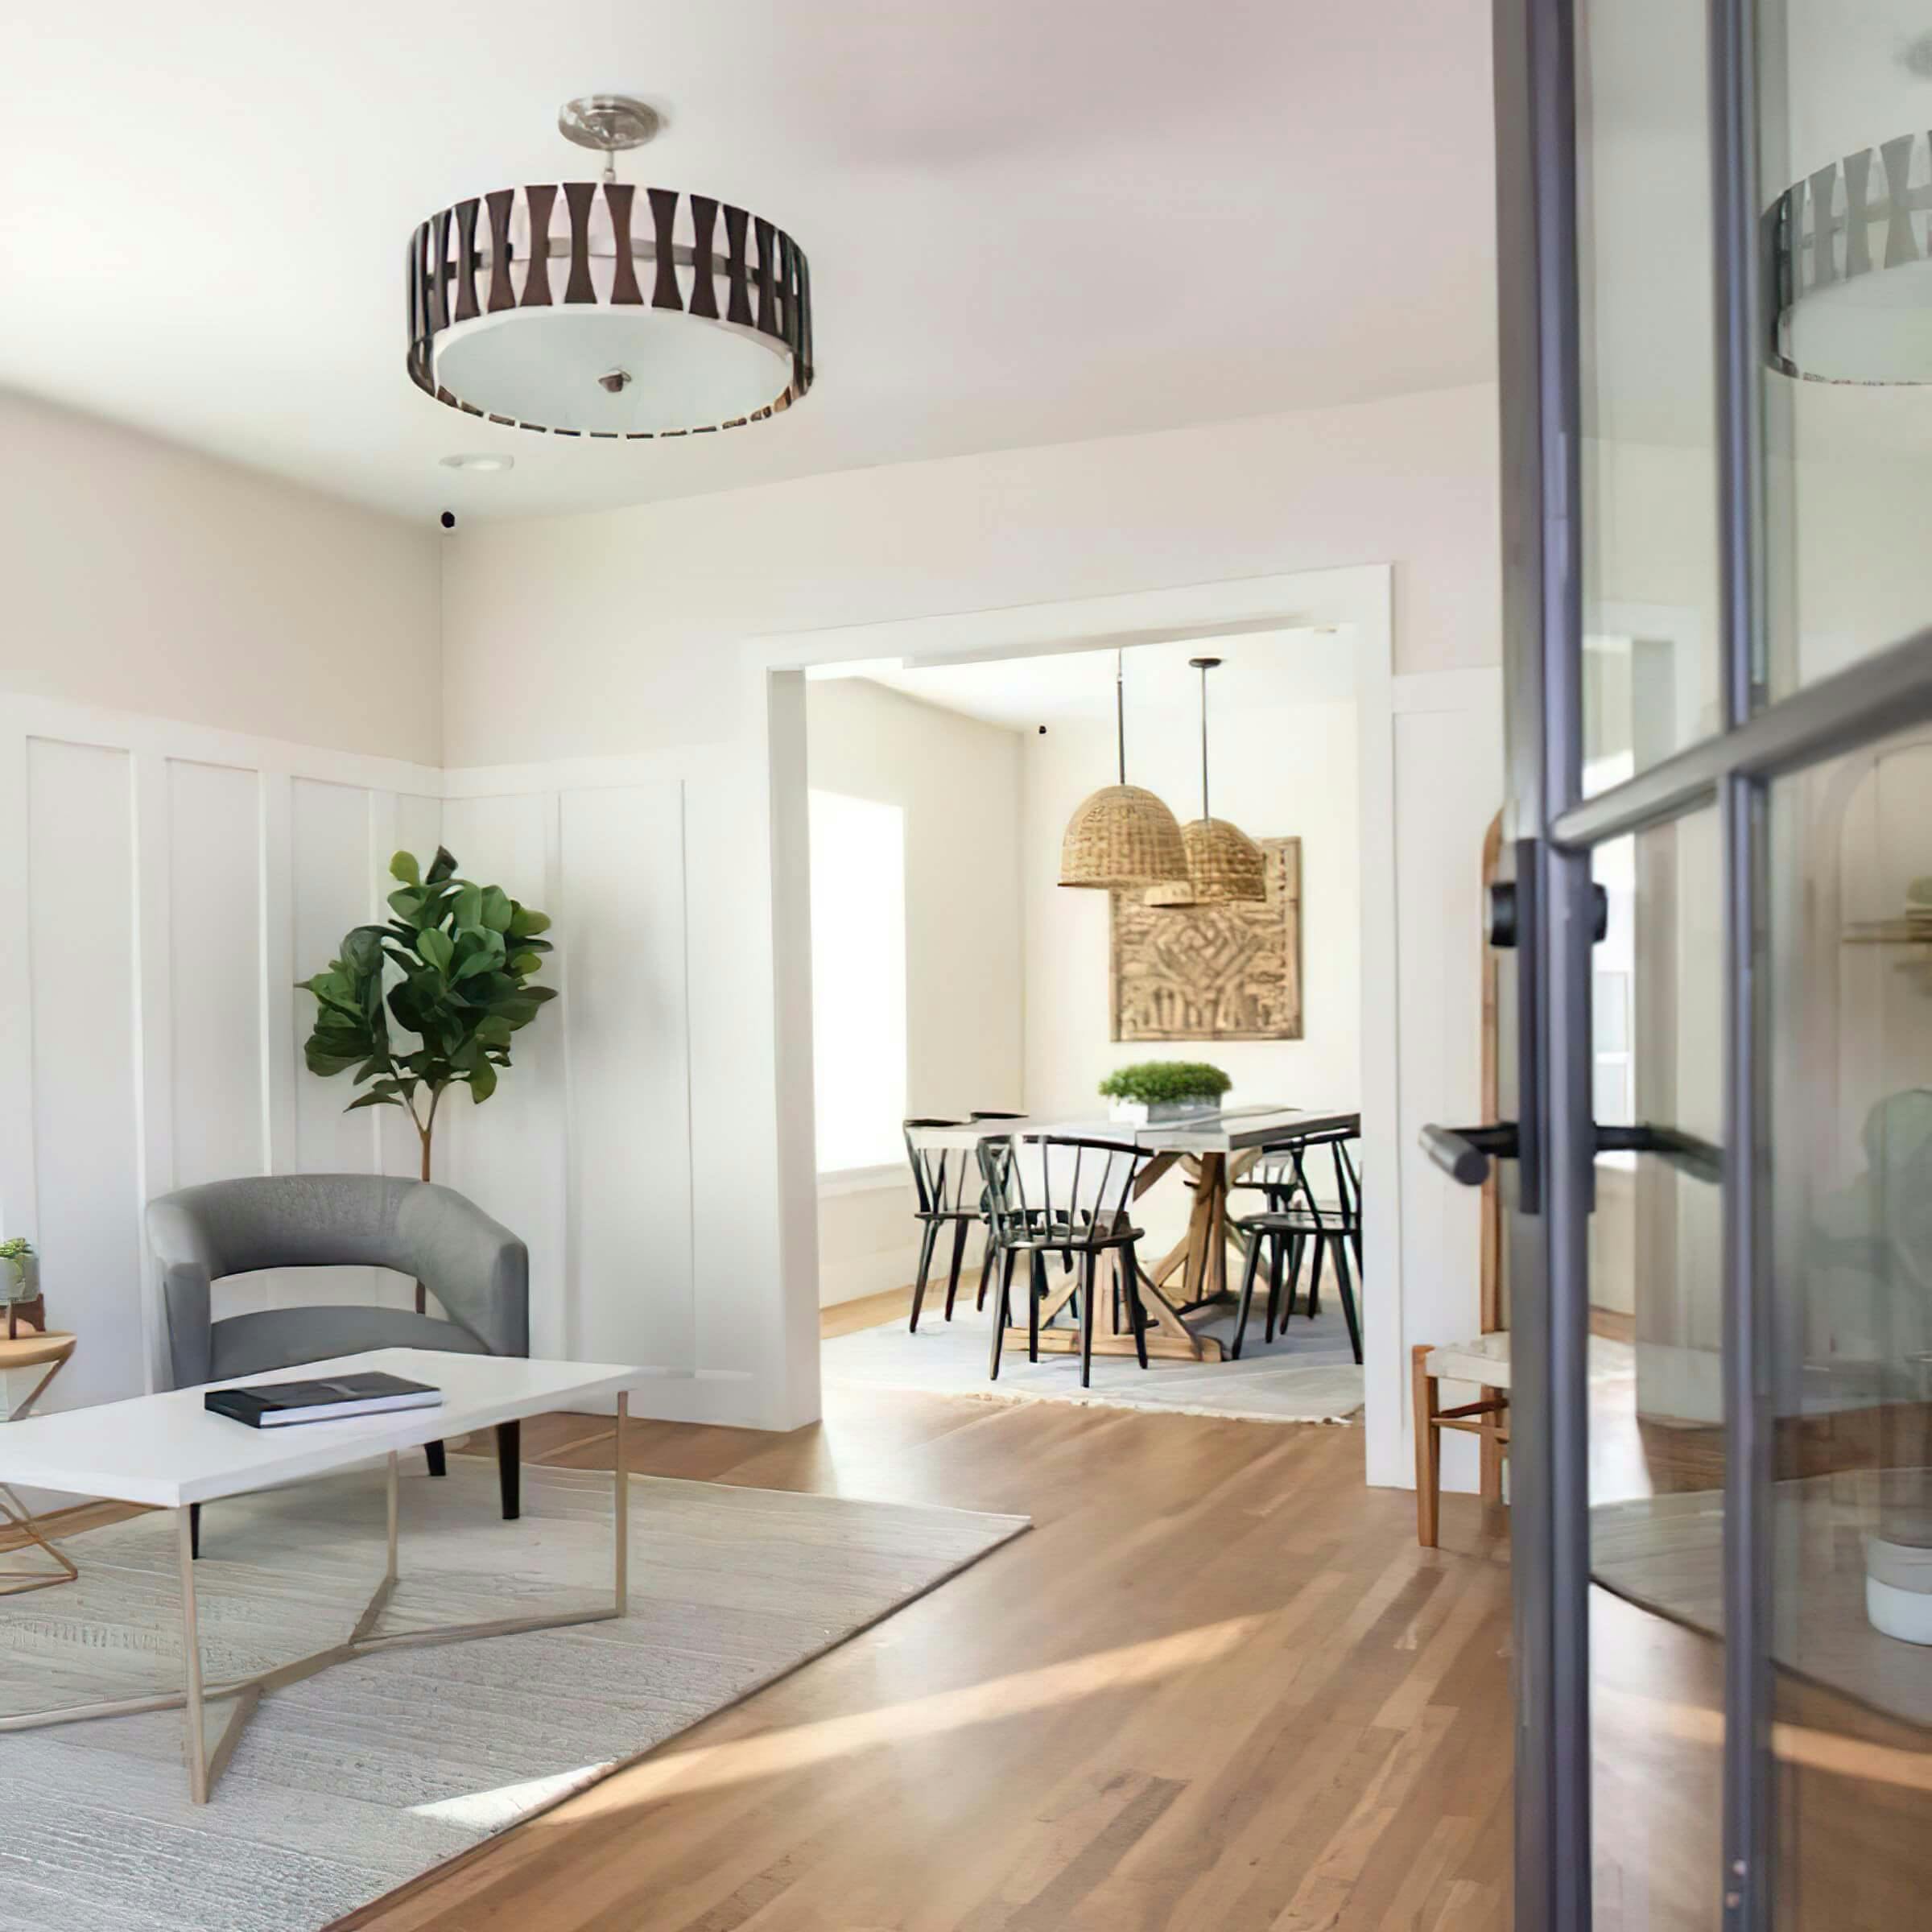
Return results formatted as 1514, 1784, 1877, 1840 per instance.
1491, 0, 1932, 1926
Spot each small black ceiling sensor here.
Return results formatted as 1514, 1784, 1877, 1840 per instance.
440, 510, 456, 530
1038, 724, 1048, 735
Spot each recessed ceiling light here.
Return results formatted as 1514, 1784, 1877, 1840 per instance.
439, 452, 514, 472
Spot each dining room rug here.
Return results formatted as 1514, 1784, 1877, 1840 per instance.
821, 1284, 1364, 1423
0, 1459, 1028, 1932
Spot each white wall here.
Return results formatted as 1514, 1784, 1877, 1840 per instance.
805, 678, 1024, 1305
441, 384, 1503, 766
1020, 691, 1360, 1258
0, 390, 443, 764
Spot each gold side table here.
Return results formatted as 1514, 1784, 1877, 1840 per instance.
0, 1329, 78, 1596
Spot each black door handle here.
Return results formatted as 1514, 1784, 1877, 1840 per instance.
1420, 1124, 1520, 1186
1419, 1121, 1723, 1188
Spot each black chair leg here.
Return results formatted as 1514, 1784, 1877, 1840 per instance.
907, 1220, 939, 1332
1307, 1234, 1325, 1318
424, 1440, 447, 1479
1079, 1251, 1097, 1388
496, 1418, 521, 1520
942, 1219, 970, 1322
1029, 1253, 1045, 1362
1125, 1254, 1150, 1369
189, 1502, 201, 1559
1332, 1237, 1364, 1364
976, 1235, 997, 1312
1286, 1233, 1306, 1317
1231, 1228, 1264, 1360
989, 1248, 1016, 1379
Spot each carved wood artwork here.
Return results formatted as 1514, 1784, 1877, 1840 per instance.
1110, 838, 1302, 1042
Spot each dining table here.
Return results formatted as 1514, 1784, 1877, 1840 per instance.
927, 1104, 1360, 1364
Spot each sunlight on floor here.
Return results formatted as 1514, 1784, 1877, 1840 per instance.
512, 1612, 1269, 1824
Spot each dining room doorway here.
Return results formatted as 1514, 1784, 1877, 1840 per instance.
803, 625, 1376, 1424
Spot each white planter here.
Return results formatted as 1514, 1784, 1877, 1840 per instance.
1865, 1534, 1932, 1645
1106, 1096, 1223, 1127
0, 1250, 35, 1303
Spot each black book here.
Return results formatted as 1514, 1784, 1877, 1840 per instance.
204, 1372, 444, 1429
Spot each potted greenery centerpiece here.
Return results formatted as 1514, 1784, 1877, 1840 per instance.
1099, 1060, 1232, 1126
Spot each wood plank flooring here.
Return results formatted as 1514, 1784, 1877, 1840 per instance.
338, 1390, 1515, 1931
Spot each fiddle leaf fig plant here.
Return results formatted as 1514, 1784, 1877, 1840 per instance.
298, 846, 556, 1181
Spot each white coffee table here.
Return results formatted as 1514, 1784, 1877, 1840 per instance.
0, 1347, 642, 1802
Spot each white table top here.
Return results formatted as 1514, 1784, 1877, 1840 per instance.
0, 1348, 642, 1509
924, 1104, 1360, 1155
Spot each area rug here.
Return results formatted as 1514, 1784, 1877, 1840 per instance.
822, 1285, 1364, 1423
0, 1460, 1028, 1931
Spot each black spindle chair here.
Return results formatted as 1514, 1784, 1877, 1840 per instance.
967, 1113, 1028, 1309
976, 1133, 1154, 1388
1229, 1129, 1363, 1362
902, 1120, 989, 1331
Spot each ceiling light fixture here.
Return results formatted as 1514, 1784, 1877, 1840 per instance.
439, 452, 514, 472
407, 96, 813, 437
1146, 658, 1267, 907
1768, 129, 1932, 384
1059, 653, 1188, 891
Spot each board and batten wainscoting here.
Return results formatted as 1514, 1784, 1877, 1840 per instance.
0, 698, 764, 1472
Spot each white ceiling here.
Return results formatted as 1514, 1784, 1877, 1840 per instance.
844, 627, 1354, 733
0, 2, 1496, 522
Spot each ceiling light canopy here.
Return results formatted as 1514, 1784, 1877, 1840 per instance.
1060, 654, 1187, 890
407, 97, 814, 438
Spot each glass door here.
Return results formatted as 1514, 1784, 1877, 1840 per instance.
1473, 2, 1932, 1926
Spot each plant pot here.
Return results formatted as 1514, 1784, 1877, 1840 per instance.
0, 1252, 36, 1302
1866, 1531, 1932, 1645
1108, 1097, 1224, 1126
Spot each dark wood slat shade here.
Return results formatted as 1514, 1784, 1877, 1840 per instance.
722, 205, 753, 324
647, 188, 683, 311
753, 217, 777, 336
687, 195, 720, 319
605, 184, 642, 305
425, 211, 452, 335
484, 191, 517, 312
521, 185, 557, 306
452, 199, 481, 323
561, 184, 597, 304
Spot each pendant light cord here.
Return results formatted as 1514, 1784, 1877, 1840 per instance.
1116, 650, 1127, 786
1199, 661, 1211, 820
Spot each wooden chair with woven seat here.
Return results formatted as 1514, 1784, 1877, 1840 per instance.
1412, 1335, 1510, 1546
976, 1133, 1154, 1387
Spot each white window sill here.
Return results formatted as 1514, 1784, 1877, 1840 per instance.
817, 1163, 909, 1198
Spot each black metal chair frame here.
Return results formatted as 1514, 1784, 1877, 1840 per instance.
1230, 1130, 1363, 1363
976, 1133, 1154, 1388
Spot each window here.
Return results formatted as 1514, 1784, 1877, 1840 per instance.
808, 789, 907, 1174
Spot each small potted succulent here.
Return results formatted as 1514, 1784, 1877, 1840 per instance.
1099, 1061, 1232, 1126
0, 1237, 35, 1306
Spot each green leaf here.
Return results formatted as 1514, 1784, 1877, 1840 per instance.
424, 847, 459, 885
389, 850, 422, 886
416, 927, 455, 975
387, 886, 424, 924
452, 949, 499, 982
468, 1059, 498, 1103
452, 882, 484, 931
507, 907, 552, 938
345, 1090, 402, 1112
508, 951, 543, 976
479, 886, 514, 932
475, 1015, 514, 1047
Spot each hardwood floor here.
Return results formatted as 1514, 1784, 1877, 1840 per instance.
337, 1392, 1515, 1931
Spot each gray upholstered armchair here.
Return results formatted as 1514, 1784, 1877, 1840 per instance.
145, 1174, 530, 1550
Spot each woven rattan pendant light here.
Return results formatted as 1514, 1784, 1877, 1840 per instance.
1145, 658, 1266, 907
1059, 653, 1188, 890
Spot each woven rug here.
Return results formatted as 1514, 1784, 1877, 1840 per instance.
822, 1285, 1364, 1423
0, 1459, 1027, 1931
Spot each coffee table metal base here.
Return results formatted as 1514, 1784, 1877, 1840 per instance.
0, 1393, 630, 1802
